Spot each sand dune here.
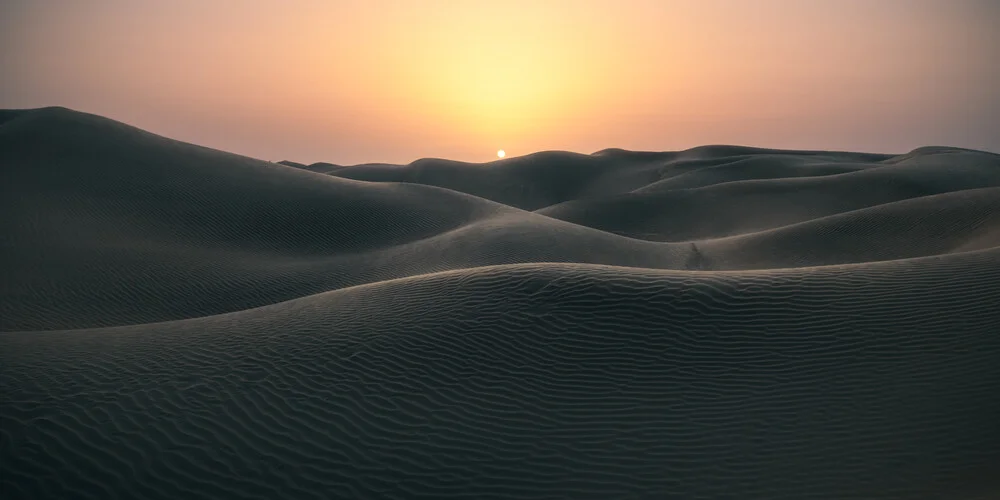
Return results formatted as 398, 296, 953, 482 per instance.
2, 107, 1000, 499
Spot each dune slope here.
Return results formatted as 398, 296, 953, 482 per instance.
2, 107, 1000, 499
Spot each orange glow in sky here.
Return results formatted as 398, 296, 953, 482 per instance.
1, 0, 997, 164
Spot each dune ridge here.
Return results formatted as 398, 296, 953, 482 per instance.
2, 107, 1000, 499
3, 107, 999, 331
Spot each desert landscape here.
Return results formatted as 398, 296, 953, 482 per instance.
2, 107, 1000, 498
3, 0, 999, 497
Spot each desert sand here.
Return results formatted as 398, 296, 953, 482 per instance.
2, 107, 999, 499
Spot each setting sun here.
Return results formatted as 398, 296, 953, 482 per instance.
497, 149, 505, 158
1, 0, 995, 164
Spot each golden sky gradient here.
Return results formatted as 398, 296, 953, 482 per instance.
2, 0, 998, 164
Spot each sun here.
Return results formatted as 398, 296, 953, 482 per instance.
497, 149, 506, 158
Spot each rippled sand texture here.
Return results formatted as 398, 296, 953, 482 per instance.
3, 108, 1000, 499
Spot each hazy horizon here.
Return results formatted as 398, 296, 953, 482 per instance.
2, 0, 998, 164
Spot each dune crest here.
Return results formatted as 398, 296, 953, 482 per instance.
3, 107, 1000, 499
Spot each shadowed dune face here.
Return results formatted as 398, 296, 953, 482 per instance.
3, 107, 999, 331
3, 107, 1000, 499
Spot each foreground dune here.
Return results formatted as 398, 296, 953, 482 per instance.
2, 107, 999, 499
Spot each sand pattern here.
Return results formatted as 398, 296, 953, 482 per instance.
2, 108, 1000, 499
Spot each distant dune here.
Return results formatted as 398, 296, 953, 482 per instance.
2, 107, 1000, 499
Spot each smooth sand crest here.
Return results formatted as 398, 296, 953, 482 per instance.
3, 107, 1000, 499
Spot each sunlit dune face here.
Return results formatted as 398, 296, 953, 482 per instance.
497, 149, 505, 158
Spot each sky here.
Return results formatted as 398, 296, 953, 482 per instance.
1, 0, 998, 164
